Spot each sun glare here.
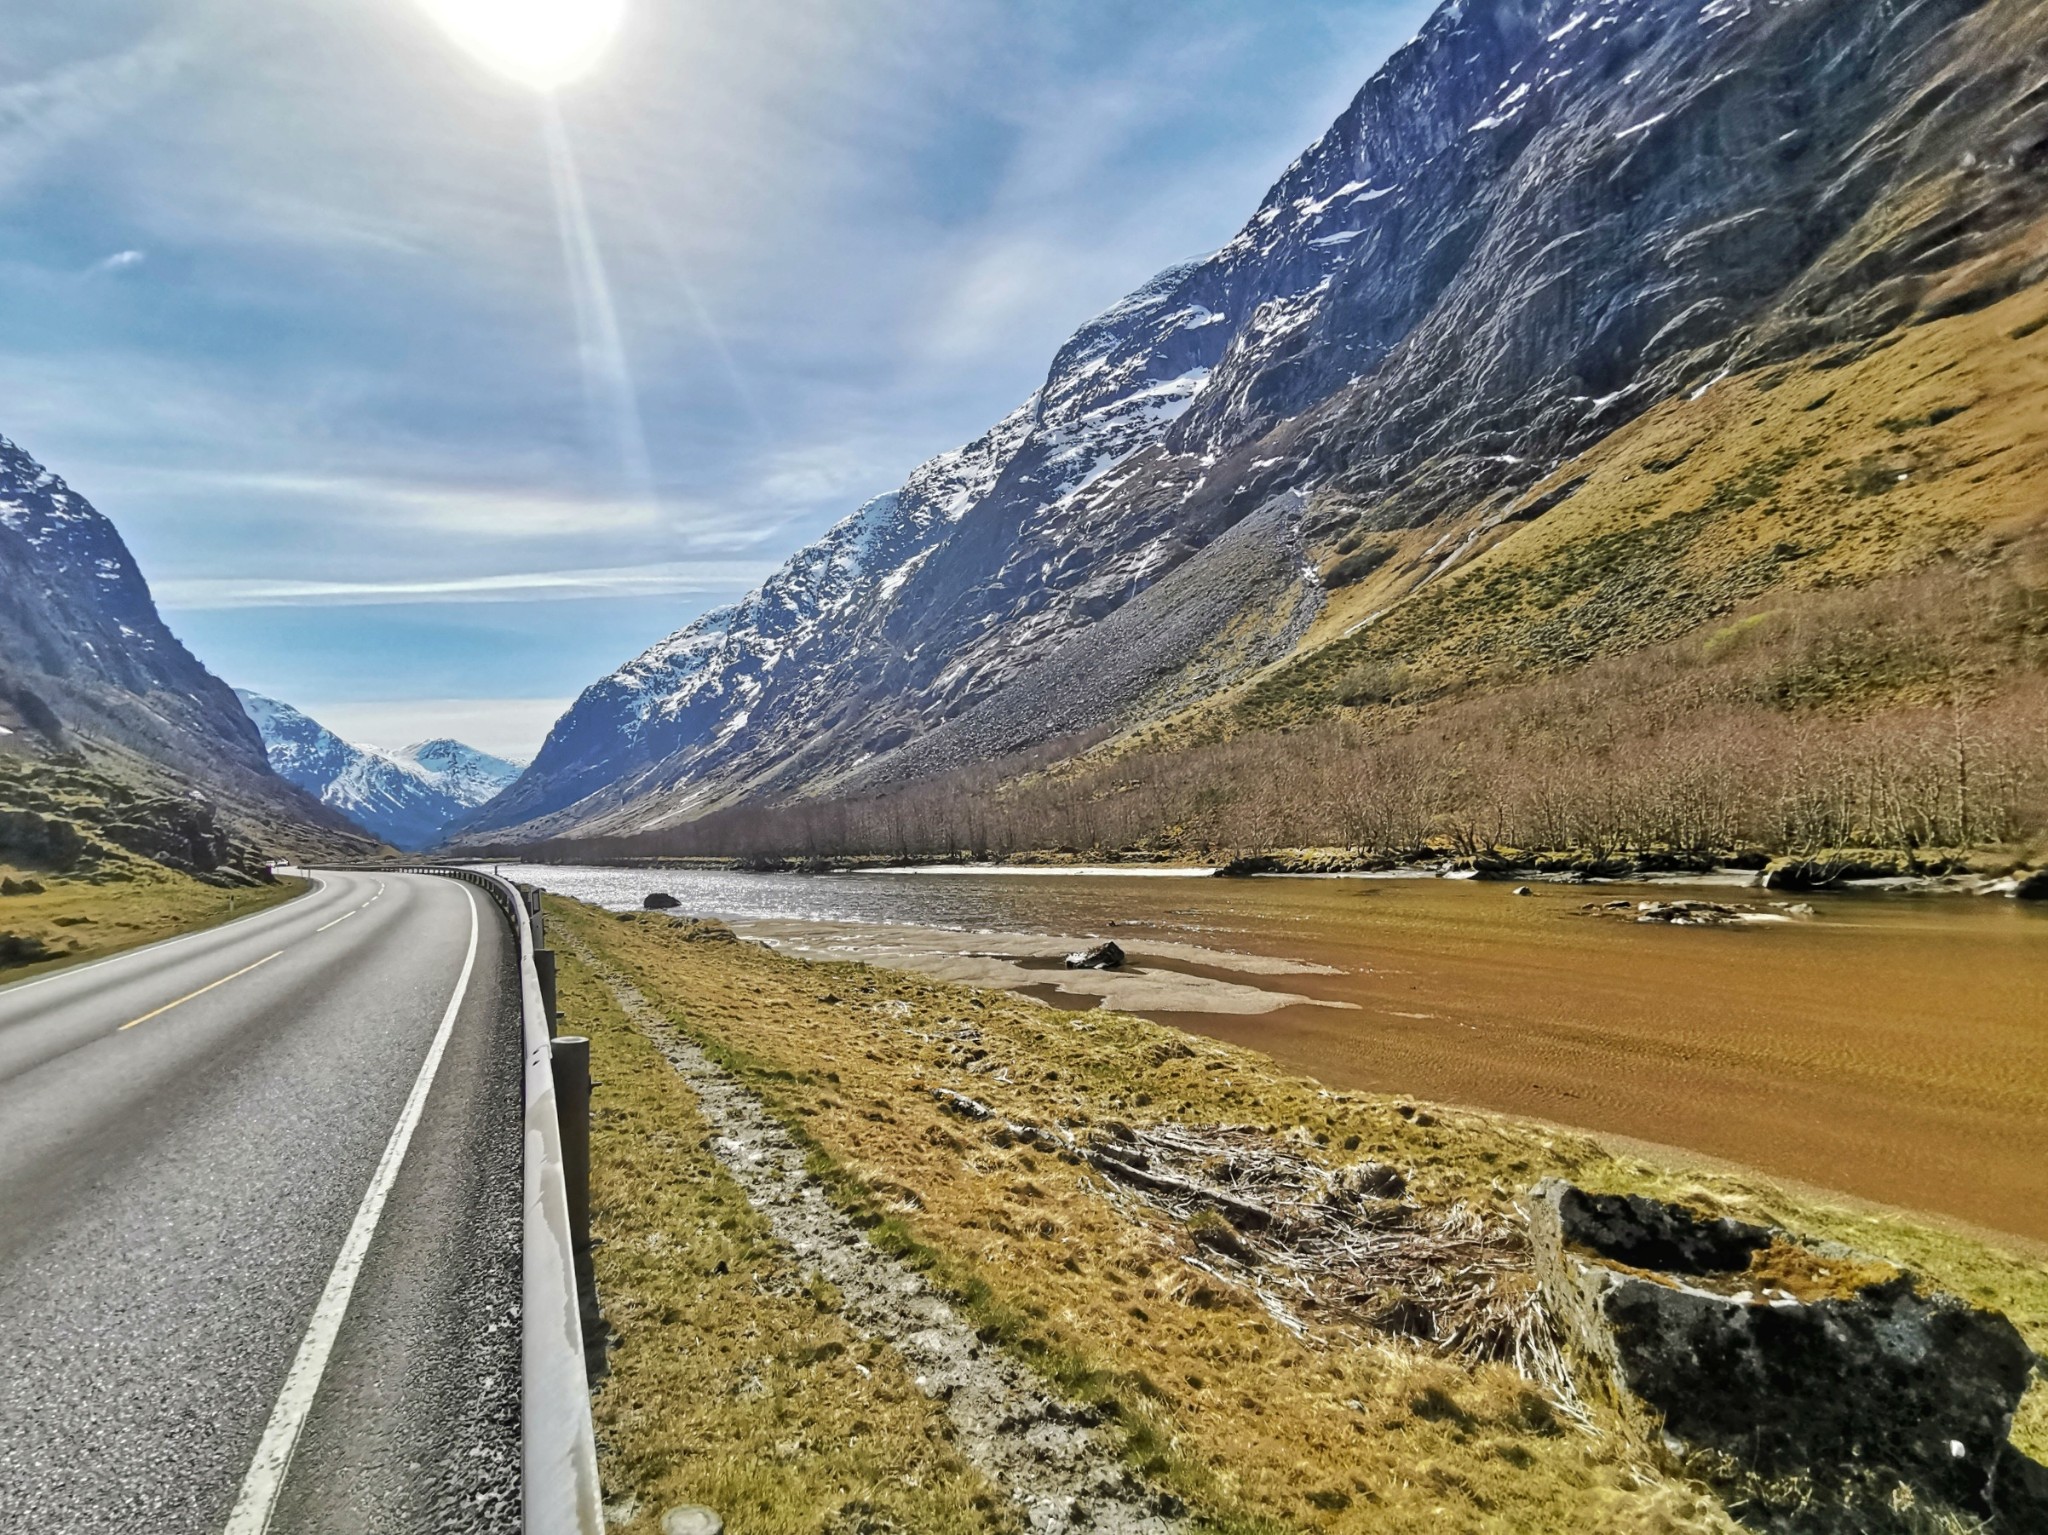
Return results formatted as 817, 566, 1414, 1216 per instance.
416, 0, 627, 92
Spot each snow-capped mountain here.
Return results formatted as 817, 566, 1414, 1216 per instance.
0, 433, 375, 855
1, 434, 279, 781
394, 738, 523, 809
468, 0, 2048, 841
238, 692, 518, 850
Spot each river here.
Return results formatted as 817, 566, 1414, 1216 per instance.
503, 862, 2048, 1245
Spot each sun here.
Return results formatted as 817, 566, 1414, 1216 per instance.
415, 0, 627, 92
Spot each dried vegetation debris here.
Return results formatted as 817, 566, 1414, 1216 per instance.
1066, 1121, 1574, 1401
1579, 898, 1816, 927
919, 1087, 1579, 1410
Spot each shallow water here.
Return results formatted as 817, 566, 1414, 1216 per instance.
504, 862, 2048, 1243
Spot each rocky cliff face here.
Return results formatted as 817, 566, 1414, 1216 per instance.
469, 0, 2048, 842
238, 692, 517, 851
0, 434, 269, 775
0, 434, 372, 857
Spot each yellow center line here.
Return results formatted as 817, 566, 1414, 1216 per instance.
318, 910, 358, 932
118, 951, 285, 1032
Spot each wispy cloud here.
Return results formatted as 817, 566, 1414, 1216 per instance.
281, 476, 651, 537
156, 560, 779, 609
149, 469, 669, 538
0, 36, 187, 201
85, 248, 145, 275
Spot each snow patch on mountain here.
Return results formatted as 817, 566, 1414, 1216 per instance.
469, 0, 2028, 842
238, 691, 517, 849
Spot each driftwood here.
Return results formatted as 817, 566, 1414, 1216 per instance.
1083, 1142, 1277, 1230
932, 1088, 993, 1120
1057, 1121, 1582, 1414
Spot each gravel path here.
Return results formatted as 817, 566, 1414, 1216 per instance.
564, 932, 1188, 1535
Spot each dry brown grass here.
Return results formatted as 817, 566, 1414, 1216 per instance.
1280, 282, 2048, 702
561, 945, 1014, 1535
538, 553, 2048, 867
1741, 1242, 1904, 1306
0, 869, 306, 980
557, 898, 2048, 1533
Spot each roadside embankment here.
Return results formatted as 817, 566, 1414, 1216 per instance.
551, 897, 2048, 1534
0, 869, 307, 981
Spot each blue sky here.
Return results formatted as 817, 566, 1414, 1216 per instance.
1, 0, 1434, 758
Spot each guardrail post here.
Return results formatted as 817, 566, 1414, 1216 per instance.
550, 1034, 603, 1377
534, 949, 560, 1037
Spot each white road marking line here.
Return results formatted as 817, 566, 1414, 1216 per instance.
0, 876, 332, 999
117, 952, 285, 1031
316, 911, 357, 932
221, 884, 481, 1535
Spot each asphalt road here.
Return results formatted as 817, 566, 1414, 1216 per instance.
0, 870, 524, 1534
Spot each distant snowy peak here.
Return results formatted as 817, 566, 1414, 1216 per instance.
393, 738, 521, 808
237, 691, 512, 849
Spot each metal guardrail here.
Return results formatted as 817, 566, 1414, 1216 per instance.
392, 865, 604, 1535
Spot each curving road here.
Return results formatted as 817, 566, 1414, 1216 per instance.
0, 870, 524, 1534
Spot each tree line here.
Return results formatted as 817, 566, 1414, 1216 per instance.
520, 563, 2048, 867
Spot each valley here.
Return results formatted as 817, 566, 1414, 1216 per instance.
6, 0, 2048, 1529
461, 0, 2048, 856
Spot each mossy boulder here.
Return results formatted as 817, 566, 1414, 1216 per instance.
1760, 849, 1955, 889
1530, 1180, 2044, 1533
0, 810, 89, 871
0, 931, 55, 968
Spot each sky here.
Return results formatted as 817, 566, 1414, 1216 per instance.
0, 0, 1435, 759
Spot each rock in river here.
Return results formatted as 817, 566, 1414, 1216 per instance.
642, 891, 681, 910
1064, 940, 1125, 971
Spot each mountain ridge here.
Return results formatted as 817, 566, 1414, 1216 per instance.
0, 432, 380, 863
237, 691, 519, 851
463, 0, 2048, 846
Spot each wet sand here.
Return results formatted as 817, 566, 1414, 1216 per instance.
509, 863, 2048, 1244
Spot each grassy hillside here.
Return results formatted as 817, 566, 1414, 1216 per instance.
532, 280, 2048, 871
1228, 286, 2048, 728
0, 751, 318, 978
1242, 283, 2048, 723
0, 867, 305, 981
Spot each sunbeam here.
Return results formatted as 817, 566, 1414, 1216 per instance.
540, 98, 657, 520
623, 166, 775, 444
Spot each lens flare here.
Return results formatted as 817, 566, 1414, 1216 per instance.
416, 0, 626, 92
541, 100, 657, 518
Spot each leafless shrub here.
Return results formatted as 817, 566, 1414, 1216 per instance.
528, 566, 2048, 866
